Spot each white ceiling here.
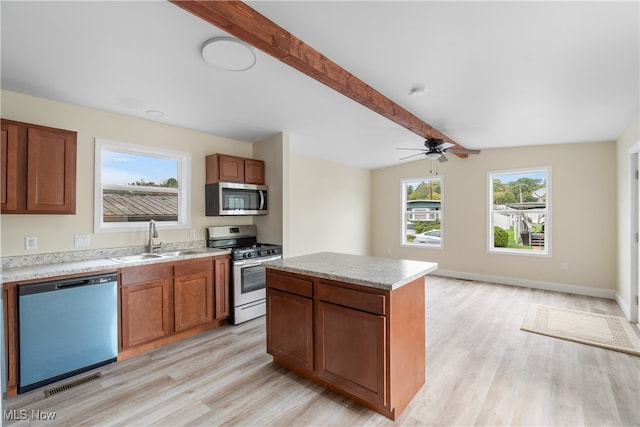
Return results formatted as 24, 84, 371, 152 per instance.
1, 1, 638, 170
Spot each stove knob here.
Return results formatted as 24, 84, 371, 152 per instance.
246, 253, 252, 258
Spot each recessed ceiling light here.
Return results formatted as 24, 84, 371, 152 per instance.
146, 110, 164, 118
201, 36, 257, 72
409, 87, 425, 97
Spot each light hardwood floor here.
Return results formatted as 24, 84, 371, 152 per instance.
4, 276, 639, 426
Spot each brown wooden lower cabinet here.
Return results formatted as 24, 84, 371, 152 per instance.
119, 255, 230, 357
266, 269, 425, 421
266, 288, 314, 373
213, 256, 230, 319
174, 258, 213, 332
120, 263, 173, 348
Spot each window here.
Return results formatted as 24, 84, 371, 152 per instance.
488, 167, 550, 255
94, 138, 191, 233
402, 176, 443, 248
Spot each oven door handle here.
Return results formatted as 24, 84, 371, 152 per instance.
234, 255, 282, 267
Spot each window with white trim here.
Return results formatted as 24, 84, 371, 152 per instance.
488, 167, 550, 255
94, 138, 191, 233
402, 176, 443, 248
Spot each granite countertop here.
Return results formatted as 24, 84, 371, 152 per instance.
2, 247, 231, 283
263, 252, 438, 291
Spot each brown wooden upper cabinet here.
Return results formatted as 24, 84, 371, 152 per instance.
206, 153, 265, 185
1, 119, 77, 214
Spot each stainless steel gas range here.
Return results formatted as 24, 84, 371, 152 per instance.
206, 225, 282, 325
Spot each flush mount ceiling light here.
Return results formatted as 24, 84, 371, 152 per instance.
201, 36, 257, 71
146, 109, 164, 118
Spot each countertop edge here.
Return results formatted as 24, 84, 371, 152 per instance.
265, 260, 438, 291
2, 249, 231, 283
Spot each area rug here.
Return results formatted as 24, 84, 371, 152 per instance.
521, 303, 640, 356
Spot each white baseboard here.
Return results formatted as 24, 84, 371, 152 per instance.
615, 292, 632, 319
433, 269, 616, 300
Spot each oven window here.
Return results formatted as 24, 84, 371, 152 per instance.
241, 265, 266, 294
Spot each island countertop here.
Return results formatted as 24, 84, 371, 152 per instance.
263, 251, 438, 291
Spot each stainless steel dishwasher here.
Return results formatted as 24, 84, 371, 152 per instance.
18, 272, 118, 393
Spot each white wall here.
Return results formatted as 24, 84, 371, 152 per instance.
615, 113, 640, 319
287, 152, 371, 257
371, 141, 618, 297
1, 90, 256, 256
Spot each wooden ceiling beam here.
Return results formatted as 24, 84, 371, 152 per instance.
169, 0, 468, 157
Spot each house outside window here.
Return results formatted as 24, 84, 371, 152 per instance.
94, 138, 191, 233
488, 167, 550, 256
402, 176, 443, 248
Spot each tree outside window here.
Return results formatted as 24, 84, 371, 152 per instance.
489, 167, 550, 255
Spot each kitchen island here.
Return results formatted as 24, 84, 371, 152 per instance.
263, 252, 437, 420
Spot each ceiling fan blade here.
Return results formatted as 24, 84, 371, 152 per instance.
396, 148, 428, 151
445, 148, 481, 154
399, 152, 426, 161
436, 142, 455, 150
438, 153, 449, 163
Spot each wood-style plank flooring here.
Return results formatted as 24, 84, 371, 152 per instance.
4, 276, 639, 426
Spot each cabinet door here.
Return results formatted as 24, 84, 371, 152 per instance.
217, 154, 245, 182
267, 288, 314, 373
214, 257, 230, 319
26, 127, 76, 213
121, 278, 172, 348
1, 122, 18, 211
3, 285, 17, 389
316, 301, 387, 407
174, 268, 213, 332
244, 159, 265, 185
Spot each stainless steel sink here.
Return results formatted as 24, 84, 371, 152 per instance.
109, 253, 164, 263
158, 250, 207, 257
109, 249, 207, 263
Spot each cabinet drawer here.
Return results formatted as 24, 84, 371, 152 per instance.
317, 282, 385, 316
121, 263, 173, 286
267, 271, 313, 298
174, 258, 210, 276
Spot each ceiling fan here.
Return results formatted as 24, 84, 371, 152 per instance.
397, 138, 481, 162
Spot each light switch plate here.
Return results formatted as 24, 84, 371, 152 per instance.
74, 234, 91, 247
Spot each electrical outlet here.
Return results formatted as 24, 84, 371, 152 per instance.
561, 262, 569, 271
74, 234, 91, 247
190, 229, 196, 240
25, 236, 38, 250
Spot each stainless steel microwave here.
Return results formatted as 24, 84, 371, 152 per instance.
205, 182, 268, 216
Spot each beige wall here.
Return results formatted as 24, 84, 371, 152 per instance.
615, 113, 640, 319
287, 152, 371, 257
1, 90, 257, 256
371, 141, 618, 297
253, 132, 288, 247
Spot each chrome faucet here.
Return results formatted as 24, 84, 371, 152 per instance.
146, 219, 162, 253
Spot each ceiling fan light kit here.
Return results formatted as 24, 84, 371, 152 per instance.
201, 36, 257, 71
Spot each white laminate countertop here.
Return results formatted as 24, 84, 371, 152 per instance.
1, 248, 231, 283
263, 252, 438, 291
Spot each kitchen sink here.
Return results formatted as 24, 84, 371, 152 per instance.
109, 253, 164, 263
158, 249, 207, 257
109, 250, 208, 263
